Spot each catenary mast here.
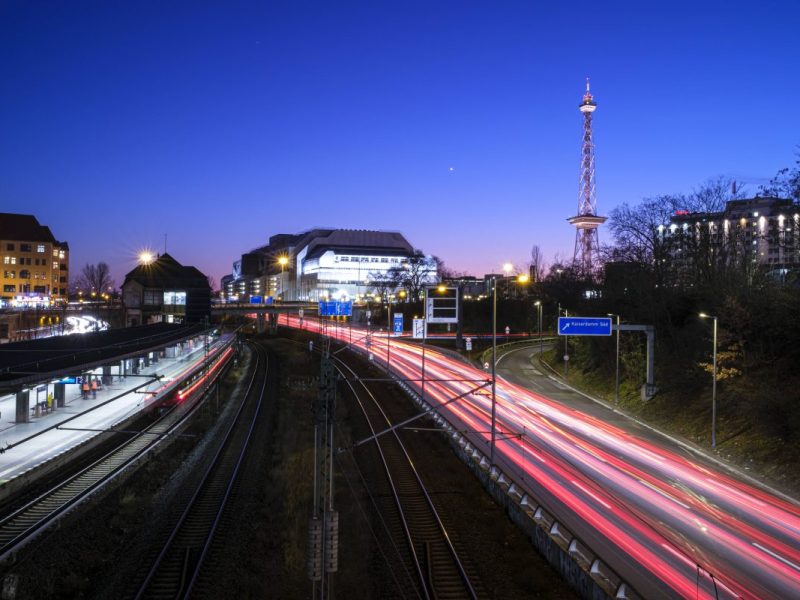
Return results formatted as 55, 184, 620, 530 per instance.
568, 77, 606, 275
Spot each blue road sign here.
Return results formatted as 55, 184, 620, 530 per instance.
393, 313, 403, 334
319, 301, 353, 317
250, 295, 263, 304
558, 317, 612, 336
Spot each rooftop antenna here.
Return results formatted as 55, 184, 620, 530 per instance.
164, 233, 167, 254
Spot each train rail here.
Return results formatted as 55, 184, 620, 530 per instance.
0, 347, 235, 565
132, 341, 267, 599
333, 353, 481, 600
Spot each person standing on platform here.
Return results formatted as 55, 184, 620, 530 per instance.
90, 378, 97, 399
82, 379, 90, 399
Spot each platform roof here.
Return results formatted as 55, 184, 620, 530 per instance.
0, 323, 206, 393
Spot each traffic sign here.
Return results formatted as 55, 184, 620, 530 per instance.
412, 318, 425, 339
558, 317, 612, 336
426, 286, 458, 324
393, 313, 403, 334
249, 295, 263, 304
318, 301, 353, 317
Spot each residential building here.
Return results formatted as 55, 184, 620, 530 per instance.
660, 196, 800, 278
0, 213, 69, 307
121, 253, 210, 326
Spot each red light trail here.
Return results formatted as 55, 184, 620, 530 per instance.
281, 315, 800, 599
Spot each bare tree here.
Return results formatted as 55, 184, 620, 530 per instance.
206, 275, 217, 292
383, 250, 437, 300
432, 255, 466, 280
759, 148, 800, 202
75, 262, 114, 294
528, 245, 545, 283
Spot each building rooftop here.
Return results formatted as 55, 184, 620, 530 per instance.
0, 213, 63, 245
0, 322, 205, 393
123, 253, 209, 289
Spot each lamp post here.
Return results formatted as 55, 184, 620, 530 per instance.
278, 255, 288, 300
699, 313, 718, 449
608, 313, 620, 404
562, 308, 569, 376
490, 276, 497, 466
535, 301, 542, 356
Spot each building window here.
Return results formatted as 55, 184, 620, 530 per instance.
20, 244, 31, 252
6, 244, 14, 251
59, 250, 65, 259
143, 288, 161, 305
19, 270, 30, 279
53, 261, 59, 269
3, 285, 14, 293
37, 244, 45, 253
2, 257, 8, 264
3, 271, 14, 279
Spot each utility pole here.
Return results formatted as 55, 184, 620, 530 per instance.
308, 345, 338, 596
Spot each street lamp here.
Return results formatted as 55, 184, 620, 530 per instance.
534, 301, 542, 356
490, 275, 498, 465
277, 255, 288, 300
699, 313, 718, 449
608, 313, 620, 404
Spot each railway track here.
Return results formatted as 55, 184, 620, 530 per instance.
132, 341, 267, 600
334, 353, 482, 600
0, 347, 235, 565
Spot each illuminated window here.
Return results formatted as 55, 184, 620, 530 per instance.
37, 244, 45, 253
163, 291, 187, 305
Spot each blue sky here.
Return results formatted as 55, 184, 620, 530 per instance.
1, 1, 798, 285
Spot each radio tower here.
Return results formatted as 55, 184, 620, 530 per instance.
568, 77, 606, 275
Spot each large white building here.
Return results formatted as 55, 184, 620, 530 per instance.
223, 229, 437, 302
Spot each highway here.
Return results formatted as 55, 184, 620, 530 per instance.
281, 315, 800, 600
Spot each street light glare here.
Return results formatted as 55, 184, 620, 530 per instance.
502, 262, 513, 274
517, 274, 529, 283
139, 252, 154, 265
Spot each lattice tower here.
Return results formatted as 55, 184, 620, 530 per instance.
568, 77, 606, 275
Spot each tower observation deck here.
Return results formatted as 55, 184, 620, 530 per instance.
568, 78, 606, 275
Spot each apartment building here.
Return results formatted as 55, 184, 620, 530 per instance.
0, 213, 69, 307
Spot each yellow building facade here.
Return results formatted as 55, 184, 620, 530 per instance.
0, 213, 69, 306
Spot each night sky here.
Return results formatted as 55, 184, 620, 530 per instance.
2, 1, 798, 287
